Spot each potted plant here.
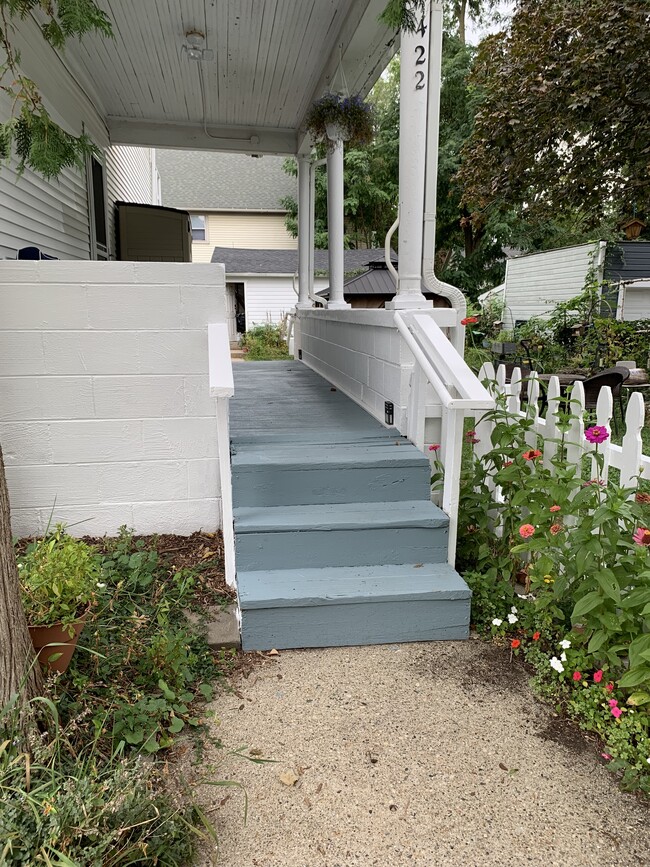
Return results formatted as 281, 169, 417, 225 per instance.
17, 525, 101, 673
304, 93, 374, 148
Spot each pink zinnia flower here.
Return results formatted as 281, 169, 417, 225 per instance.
593, 670, 603, 683
608, 699, 618, 708
633, 527, 650, 546
605, 682, 614, 692
522, 449, 542, 461
550, 523, 562, 536
601, 753, 612, 760
519, 524, 535, 538
550, 505, 561, 513
611, 706, 622, 718
585, 425, 609, 444
428, 444, 440, 452
573, 671, 582, 681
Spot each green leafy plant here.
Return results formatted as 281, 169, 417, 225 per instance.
304, 93, 374, 150
457, 391, 650, 791
379, 0, 427, 32
17, 526, 101, 629
0, 0, 113, 178
241, 323, 292, 361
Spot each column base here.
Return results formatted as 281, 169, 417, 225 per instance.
327, 300, 351, 310
385, 295, 434, 310
295, 301, 313, 310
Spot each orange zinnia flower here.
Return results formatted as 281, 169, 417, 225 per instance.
523, 449, 542, 461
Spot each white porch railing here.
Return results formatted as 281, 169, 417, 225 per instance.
208, 323, 236, 588
475, 362, 650, 490
395, 312, 494, 561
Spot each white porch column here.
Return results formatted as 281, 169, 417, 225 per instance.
326, 138, 349, 309
386, 0, 432, 310
296, 155, 312, 309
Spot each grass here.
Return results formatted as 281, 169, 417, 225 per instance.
2, 528, 235, 865
240, 323, 292, 361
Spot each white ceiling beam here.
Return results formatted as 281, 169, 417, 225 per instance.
107, 117, 298, 155
297, 0, 398, 155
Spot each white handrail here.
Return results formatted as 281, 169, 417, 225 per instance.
394, 310, 495, 565
208, 323, 236, 591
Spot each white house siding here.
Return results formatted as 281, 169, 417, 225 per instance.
0, 261, 226, 537
0, 13, 109, 260
502, 243, 598, 328
243, 276, 329, 328
191, 212, 297, 263
619, 281, 650, 322
105, 146, 160, 257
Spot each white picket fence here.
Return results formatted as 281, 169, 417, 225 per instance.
474, 362, 650, 488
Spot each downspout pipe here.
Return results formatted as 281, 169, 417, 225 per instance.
422, 2, 467, 354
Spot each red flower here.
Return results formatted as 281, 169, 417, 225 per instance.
573, 671, 582, 681
461, 316, 478, 326
511, 639, 521, 649
549, 505, 561, 513
522, 449, 542, 461
633, 527, 650, 546
593, 670, 603, 683
428, 443, 440, 452
550, 523, 562, 536
532, 631, 541, 641
605, 682, 614, 692
519, 524, 535, 538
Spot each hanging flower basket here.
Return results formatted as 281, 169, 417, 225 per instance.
305, 93, 374, 150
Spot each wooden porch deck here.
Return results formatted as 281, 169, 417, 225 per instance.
230, 361, 470, 650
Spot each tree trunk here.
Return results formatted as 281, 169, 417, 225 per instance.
0, 445, 43, 709
458, 0, 467, 45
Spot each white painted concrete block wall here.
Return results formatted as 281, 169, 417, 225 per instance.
298, 310, 413, 432
0, 261, 226, 537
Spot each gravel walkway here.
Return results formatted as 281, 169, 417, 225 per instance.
196, 639, 650, 867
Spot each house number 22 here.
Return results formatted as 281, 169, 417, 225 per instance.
414, 18, 427, 90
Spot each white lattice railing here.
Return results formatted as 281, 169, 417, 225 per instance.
475, 362, 650, 489
395, 312, 495, 562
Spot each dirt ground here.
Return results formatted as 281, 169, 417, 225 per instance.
194, 639, 650, 867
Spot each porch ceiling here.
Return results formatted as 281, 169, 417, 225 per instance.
65, 0, 397, 155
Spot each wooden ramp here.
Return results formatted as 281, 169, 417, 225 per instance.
230, 361, 470, 650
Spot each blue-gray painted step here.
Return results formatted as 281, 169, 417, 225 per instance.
232, 441, 430, 507
237, 563, 470, 650
234, 500, 448, 570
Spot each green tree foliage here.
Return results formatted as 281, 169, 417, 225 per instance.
0, 0, 112, 178
458, 0, 650, 234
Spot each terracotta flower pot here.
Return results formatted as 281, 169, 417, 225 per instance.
28, 612, 88, 673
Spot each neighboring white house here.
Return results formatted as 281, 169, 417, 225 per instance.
479, 241, 650, 328
155, 150, 297, 263
210, 247, 395, 339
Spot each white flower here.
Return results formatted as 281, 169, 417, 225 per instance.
96, 582, 106, 589
511, 605, 518, 614
550, 656, 565, 674
559, 639, 571, 650
492, 618, 503, 627
508, 613, 518, 624
560, 652, 567, 662
517, 593, 534, 600
646, 758, 650, 765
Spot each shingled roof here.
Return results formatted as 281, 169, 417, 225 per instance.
210, 247, 396, 275
156, 150, 296, 211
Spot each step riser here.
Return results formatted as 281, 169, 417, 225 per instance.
241, 599, 470, 650
235, 526, 448, 571
232, 467, 430, 507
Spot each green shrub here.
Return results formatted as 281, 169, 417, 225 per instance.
240, 323, 292, 360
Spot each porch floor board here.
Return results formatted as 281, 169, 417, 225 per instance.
230, 361, 470, 650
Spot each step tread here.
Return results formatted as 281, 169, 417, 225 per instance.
234, 500, 448, 533
238, 563, 469, 608
232, 440, 428, 470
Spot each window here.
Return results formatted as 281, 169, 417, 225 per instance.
191, 214, 207, 241
87, 155, 108, 260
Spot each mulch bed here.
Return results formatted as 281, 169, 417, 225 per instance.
17, 529, 235, 605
